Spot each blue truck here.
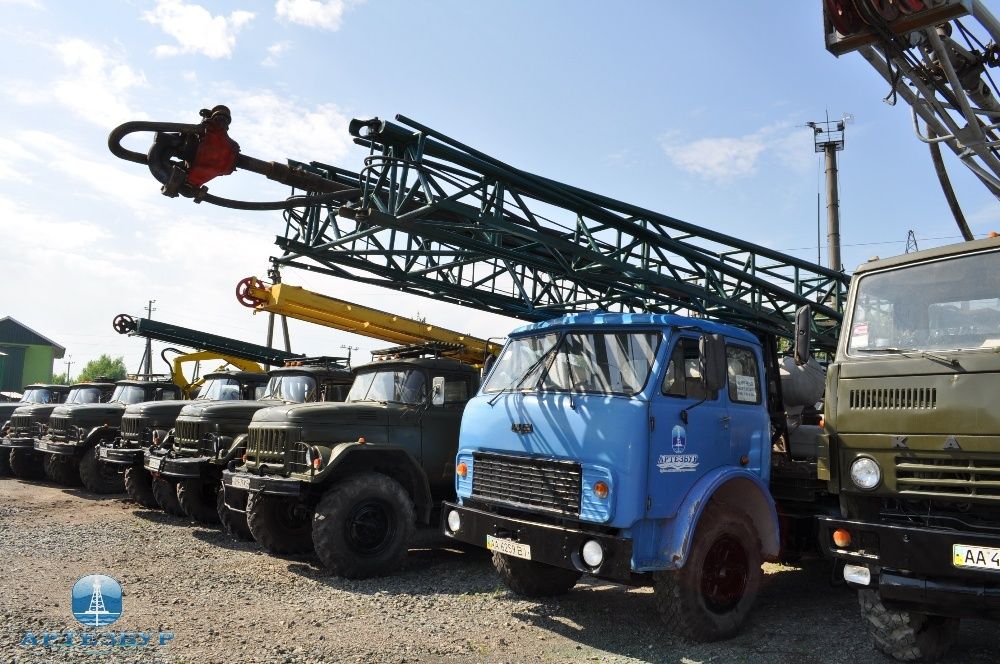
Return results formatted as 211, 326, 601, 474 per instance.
442, 311, 828, 641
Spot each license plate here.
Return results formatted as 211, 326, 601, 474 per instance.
954, 544, 1000, 571
147, 457, 162, 471
231, 476, 251, 490
36, 442, 49, 452
486, 535, 531, 560
98, 447, 109, 458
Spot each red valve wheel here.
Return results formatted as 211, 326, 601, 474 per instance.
112, 314, 135, 335
826, 0, 865, 36
236, 277, 267, 308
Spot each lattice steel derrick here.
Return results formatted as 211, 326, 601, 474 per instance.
272, 117, 849, 351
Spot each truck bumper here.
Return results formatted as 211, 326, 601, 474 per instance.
221, 469, 303, 499
34, 439, 80, 456
146, 453, 212, 479
1, 437, 35, 450
440, 502, 634, 583
818, 515, 1000, 618
98, 445, 145, 466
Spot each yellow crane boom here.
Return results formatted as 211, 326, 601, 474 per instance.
236, 277, 500, 366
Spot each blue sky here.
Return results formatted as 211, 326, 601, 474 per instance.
2, 0, 998, 378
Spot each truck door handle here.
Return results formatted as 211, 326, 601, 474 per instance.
720, 416, 730, 428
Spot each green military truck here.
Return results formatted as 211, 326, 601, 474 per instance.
817, 235, 1000, 661
222, 346, 478, 578
36, 377, 182, 492
98, 370, 268, 509
150, 358, 352, 532
0, 384, 72, 477
6, 382, 108, 480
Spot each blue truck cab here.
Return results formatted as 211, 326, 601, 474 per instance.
442, 311, 796, 641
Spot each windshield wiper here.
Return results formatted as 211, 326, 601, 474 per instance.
855, 347, 915, 353
856, 346, 962, 370
487, 343, 560, 407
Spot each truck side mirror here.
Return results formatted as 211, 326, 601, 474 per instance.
794, 305, 811, 366
698, 334, 727, 392
432, 376, 445, 406
482, 354, 496, 378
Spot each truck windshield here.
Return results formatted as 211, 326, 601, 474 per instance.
848, 249, 1000, 354
347, 369, 427, 405
67, 387, 102, 404
261, 374, 316, 403
110, 385, 147, 405
483, 331, 660, 395
21, 389, 53, 404
196, 377, 241, 401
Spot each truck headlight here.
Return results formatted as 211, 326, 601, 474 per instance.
850, 457, 881, 490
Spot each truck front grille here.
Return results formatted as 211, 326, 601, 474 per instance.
897, 454, 1000, 504
246, 427, 299, 466
9, 414, 37, 437
849, 387, 937, 410
47, 415, 70, 441
174, 420, 204, 453
120, 416, 149, 443
471, 452, 582, 516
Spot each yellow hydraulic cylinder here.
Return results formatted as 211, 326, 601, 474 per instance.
239, 278, 500, 366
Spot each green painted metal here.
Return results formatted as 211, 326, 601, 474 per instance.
272, 116, 849, 351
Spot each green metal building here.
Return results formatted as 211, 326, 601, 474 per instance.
0, 317, 65, 393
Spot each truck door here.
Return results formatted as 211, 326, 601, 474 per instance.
723, 343, 767, 475
420, 372, 471, 495
646, 335, 731, 518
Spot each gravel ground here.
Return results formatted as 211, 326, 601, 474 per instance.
0, 478, 996, 664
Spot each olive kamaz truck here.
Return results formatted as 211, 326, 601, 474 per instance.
98, 370, 268, 509
148, 358, 352, 532
817, 235, 1000, 661
0, 384, 71, 477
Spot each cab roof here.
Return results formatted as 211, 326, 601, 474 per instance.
854, 234, 1000, 275
356, 356, 476, 374
70, 381, 116, 389
24, 384, 71, 392
508, 311, 759, 345
203, 370, 268, 383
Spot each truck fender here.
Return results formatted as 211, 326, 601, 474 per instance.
84, 425, 118, 448
323, 442, 433, 524
665, 467, 780, 568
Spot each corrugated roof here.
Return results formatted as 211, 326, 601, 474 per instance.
0, 317, 66, 358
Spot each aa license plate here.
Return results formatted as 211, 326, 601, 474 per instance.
231, 476, 251, 490
486, 535, 531, 560
98, 447, 109, 458
147, 457, 162, 471
954, 544, 1000, 571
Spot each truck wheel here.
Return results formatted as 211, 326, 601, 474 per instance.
247, 492, 314, 554
654, 502, 762, 641
217, 487, 253, 541
9, 449, 45, 480
152, 476, 185, 517
0, 449, 12, 477
177, 479, 221, 524
124, 467, 159, 509
493, 552, 582, 597
311, 472, 416, 578
79, 446, 125, 494
858, 589, 959, 661
44, 454, 82, 487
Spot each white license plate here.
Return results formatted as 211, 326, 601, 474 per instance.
147, 457, 162, 471
36, 442, 49, 452
98, 447, 109, 458
231, 476, 251, 490
954, 544, 1000, 571
486, 535, 531, 560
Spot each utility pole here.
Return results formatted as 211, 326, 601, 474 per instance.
807, 113, 852, 272
340, 344, 359, 366
143, 300, 156, 375
64, 355, 73, 383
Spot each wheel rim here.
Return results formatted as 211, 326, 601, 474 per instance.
275, 498, 311, 534
701, 535, 750, 614
344, 499, 396, 556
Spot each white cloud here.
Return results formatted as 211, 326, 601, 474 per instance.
49, 39, 148, 126
661, 121, 813, 180
144, 1, 255, 59
0, 0, 42, 7
275, 0, 358, 31
262, 40, 291, 67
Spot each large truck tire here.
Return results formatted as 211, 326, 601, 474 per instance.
0, 449, 11, 477
311, 472, 416, 578
654, 502, 762, 641
493, 551, 582, 597
247, 492, 313, 554
177, 478, 220, 524
9, 449, 45, 480
152, 476, 185, 517
858, 589, 959, 662
79, 447, 125, 494
44, 454, 82, 487
124, 467, 159, 508
217, 487, 253, 541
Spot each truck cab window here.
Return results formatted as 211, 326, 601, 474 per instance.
662, 337, 715, 401
726, 345, 760, 404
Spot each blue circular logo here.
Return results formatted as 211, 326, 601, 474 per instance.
71, 575, 122, 628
